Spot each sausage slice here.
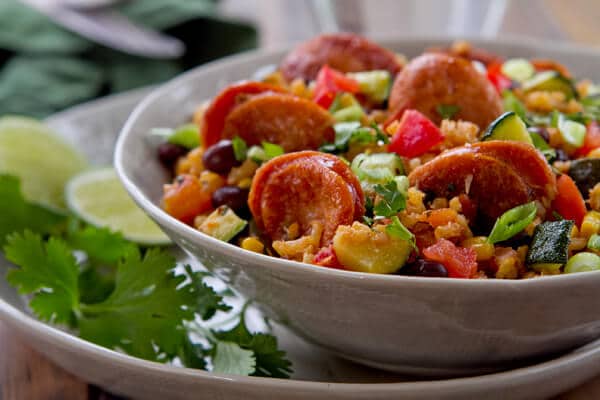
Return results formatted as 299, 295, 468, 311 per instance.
221, 93, 334, 152
388, 53, 503, 129
280, 33, 402, 82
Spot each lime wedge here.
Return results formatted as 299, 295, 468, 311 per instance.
66, 168, 171, 246
0, 116, 88, 211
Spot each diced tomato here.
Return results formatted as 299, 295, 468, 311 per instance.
553, 174, 587, 227
163, 174, 213, 224
486, 62, 512, 94
312, 65, 359, 109
423, 239, 478, 279
575, 121, 600, 157
201, 81, 286, 148
313, 245, 344, 269
388, 109, 444, 158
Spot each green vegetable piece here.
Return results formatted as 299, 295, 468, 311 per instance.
529, 131, 556, 162
526, 220, 574, 266
0, 175, 66, 246
67, 225, 135, 266
588, 234, 600, 251
247, 145, 267, 163
501, 58, 535, 82
436, 104, 461, 120
502, 90, 528, 121
481, 111, 533, 144
168, 124, 200, 149
261, 141, 284, 159
333, 104, 364, 122
522, 71, 577, 100
184, 265, 231, 321
4, 231, 79, 325
386, 216, 415, 248
487, 202, 537, 244
559, 119, 586, 148
212, 341, 256, 375
79, 248, 196, 361
568, 158, 600, 195
347, 70, 391, 102
351, 152, 404, 184
198, 206, 247, 242
373, 180, 407, 217
565, 252, 600, 274
232, 136, 248, 162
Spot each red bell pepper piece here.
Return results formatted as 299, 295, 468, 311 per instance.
201, 81, 286, 148
423, 239, 478, 279
486, 62, 512, 94
388, 109, 444, 158
575, 121, 600, 157
313, 245, 344, 270
553, 174, 587, 227
312, 65, 359, 109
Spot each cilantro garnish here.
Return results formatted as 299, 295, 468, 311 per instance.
436, 104, 460, 120
385, 216, 415, 247
320, 122, 380, 153
373, 180, 406, 217
0, 174, 292, 376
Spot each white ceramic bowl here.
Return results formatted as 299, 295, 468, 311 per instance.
115, 36, 600, 376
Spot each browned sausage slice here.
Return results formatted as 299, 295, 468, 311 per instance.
221, 93, 334, 152
408, 149, 531, 219
470, 141, 557, 207
279, 33, 402, 82
388, 53, 503, 129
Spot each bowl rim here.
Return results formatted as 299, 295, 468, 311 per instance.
114, 33, 600, 290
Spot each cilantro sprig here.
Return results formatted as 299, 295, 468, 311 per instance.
0, 175, 292, 377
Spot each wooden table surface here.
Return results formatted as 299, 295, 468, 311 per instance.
2, 0, 600, 399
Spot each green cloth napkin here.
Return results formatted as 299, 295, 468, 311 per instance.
0, 0, 257, 117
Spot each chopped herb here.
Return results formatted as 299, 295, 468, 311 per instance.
261, 141, 284, 159
371, 122, 390, 144
385, 216, 415, 246
362, 216, 374, 226
436, 104, 460, 120
320, 122, 378, 153
487, 202, 537, 244
232, 136, 248, 162
373, 180, 406, 217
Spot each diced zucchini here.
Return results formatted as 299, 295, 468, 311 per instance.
526, 220, 573, 266
198, 206, 247, 242
481, 111, 533, 144
333, 104, 364, 122
347, 70, 391, 103
565, 252, 600, 273
588, 234, 600, 251
332, 222, 412, 274
529, 131, 556, 162
351, 152, 404, 184
522, 71, 577, 99
568, 158, 600, 195
501, 58, 535, 82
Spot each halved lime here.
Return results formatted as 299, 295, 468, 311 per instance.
0, 116, 88, 211
66, 168, 171, 245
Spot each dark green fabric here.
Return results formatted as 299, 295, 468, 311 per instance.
0, 0, 257, 117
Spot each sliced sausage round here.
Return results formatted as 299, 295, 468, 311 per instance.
221, 93, 335, 152
201, 81, 286, 148
408, 149, 531, 219
388, 53, 503, 129
279, 33, 402, 82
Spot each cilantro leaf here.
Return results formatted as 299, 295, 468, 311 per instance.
212, 341, 256, 375
371, 122, 389, 144
373, 180, 406, 217
67, 225, 135, 266
0, 175, 65, 246
184, 265, 231, 320
320, 122, 378, 153
79, 248, 196, 361
386, 216, 415, 248
178, 335, 208, 370
4, 231, 79, 325
214, 317, 292, 378
436, 104, 460, 120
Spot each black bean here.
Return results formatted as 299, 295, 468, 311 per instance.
158, 142, 187, 167
212, 186, 249, 213
400, 259, 448, 278
202, 140, 241, 174
555, 148, 570, 162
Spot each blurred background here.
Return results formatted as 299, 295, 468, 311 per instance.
0, 0, 598, 118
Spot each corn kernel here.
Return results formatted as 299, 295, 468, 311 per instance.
581, 211, 600, 239
462, 236, 494, 261
238, 178, 252, 189
449, 196, 462, 213
590, 184, 600, 211
241, 237, 264, 253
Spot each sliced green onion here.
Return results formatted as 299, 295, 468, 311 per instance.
588, 234, 600, 251
261, 141, 284, 159
247, 145, 266, 163
346, 70, 391, 102
565, 252, 600, 273
501, 58, 535, 82
487, 202, 537, 244
232, 136, 248, 162
559, 119, 586, 148
150, 124, 200, 149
